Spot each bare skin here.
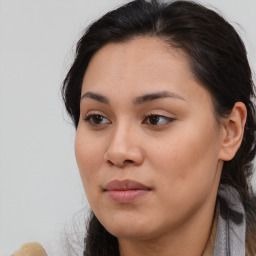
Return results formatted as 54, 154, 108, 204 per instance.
75, 37, 246, 256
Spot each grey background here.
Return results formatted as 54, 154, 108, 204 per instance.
0, 0, 255, 255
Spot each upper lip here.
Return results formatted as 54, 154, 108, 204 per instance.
104, 179, 151, 191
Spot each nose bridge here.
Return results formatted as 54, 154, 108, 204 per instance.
109, 121, 134, 153
104, 120, 143, 166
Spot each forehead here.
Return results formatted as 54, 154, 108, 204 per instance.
81, 36, 212, 107
83, 36, 191, 85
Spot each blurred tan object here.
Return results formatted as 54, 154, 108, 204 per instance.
12, 242, 48, 256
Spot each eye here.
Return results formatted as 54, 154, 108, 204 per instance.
143, 114, 175, 126
83, 114, 111, 126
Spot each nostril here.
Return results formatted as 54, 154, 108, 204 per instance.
106, 159, 134, 167
106, 160, 114, 166
124, 160, 134, 164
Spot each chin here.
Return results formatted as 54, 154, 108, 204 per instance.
108, 226, 154, 241
101, 215, 160, 241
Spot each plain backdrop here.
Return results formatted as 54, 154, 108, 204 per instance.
0, 0, 255, 255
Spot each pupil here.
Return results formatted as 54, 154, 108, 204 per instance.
93, 115, 103, 123
150, 115, 159, 125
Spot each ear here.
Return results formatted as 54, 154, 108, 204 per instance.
219, 102, 247, 161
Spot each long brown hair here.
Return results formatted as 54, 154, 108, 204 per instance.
62, 1, 256, 255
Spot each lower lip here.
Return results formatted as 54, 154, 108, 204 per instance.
106, 189, 149, 203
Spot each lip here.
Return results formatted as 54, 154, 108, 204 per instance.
104, 179, 151, 203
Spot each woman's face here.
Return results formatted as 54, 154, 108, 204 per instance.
75, 37, 224, 240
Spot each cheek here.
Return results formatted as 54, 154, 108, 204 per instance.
150, 119, 220, 193
75, 128, 105, 191
143, 123, 221, 227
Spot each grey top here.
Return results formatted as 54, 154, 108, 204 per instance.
213, 184, 246, 256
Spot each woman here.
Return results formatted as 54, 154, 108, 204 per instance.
62, 0, 256, 255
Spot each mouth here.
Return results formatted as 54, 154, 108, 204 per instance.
104, 179, 151, 203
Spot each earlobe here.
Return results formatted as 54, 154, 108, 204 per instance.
219, 102, 247, 161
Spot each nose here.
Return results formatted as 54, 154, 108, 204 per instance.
104, 125, 144, 168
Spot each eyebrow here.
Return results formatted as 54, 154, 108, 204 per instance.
80, 90, 186, 105
81, 92, 109, 104
133, 90, 186, 104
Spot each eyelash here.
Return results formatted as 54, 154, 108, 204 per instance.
143, 114, 175, 126
83, 113, 110, 126
83, 113, 175, 127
